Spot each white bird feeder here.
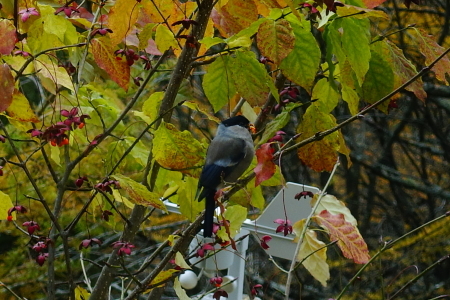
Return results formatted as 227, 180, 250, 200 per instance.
164, 182, 319, 300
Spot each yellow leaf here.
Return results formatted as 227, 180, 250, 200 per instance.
151, 269, 179, 287
0, 191, 14, 220
108, 0, 140, 45
152, 122, 205, 176
310, 194, 357, 226
155, 24, 179, 54
167, 234, 180, 246
336, 5, 389, 19
34, 57, 75, 93
314, 210, 370, 264
293, 220, 330, 286
175, 252, 192, 269
112, 174, 167, 212
112, 189, 135, 209
141, 0, 174, 24
174, 278, 192, 300
75, 286, 90, 300
6, 91, 39, 122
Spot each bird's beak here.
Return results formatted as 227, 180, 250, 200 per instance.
249, 123, 256, 134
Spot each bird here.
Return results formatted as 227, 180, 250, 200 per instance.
197, 115, 255, 237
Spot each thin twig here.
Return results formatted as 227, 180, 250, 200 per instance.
285, 161, 340, 300
335, 212, 450, 300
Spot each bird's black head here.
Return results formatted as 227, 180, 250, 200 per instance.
221, 115, 250, 128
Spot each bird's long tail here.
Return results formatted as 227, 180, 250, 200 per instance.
204, 193, 215, 237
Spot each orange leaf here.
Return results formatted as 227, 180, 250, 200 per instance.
0, 64, 15, 112
361, 0, 389, 8
297, 106, 342, 172
0, 20, 17, 55
298, 141, 338, 172
141, 0, 174, 24
257, 19, 295, 65
315, 210, 370, 264
414, 28, 450, 84
261, 0, 287, 8
107, 0, 140, 46
255, 143, 276, 186
214, 0, 258, 36
91, 38, 130, 91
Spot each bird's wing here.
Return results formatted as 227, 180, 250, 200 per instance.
197, 137, 246, 199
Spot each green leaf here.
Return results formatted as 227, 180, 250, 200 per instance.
199, 37, 225, 49
340, 18, 371, 85
217, 205, 247, 240
280, 18, 321, 92
341, 84, 360, 116
229, 50, 271, 106
112, 174, 167, 212
259, 102, 301, 146
257, 18, 295, 65
226, 18, 265, 48
0, 190, 14, 220
153, 122, 205, 176
155, 24, 179, 53
361, 51, 394, 113
138, 23, 156, 50
154, 168, 183, 200
178, 177, 204, 221
203, 56, 236, 112
122, 137, 150, 167
371, 40, 426, 102
251, 184, 265, 211
323, 22, 346, 80
42, 14, 79, 45
142, 91, 164, 122
27, 18, 64, 54
312, 78, 340, 113
50, 144, 61, 166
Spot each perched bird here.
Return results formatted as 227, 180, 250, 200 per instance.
197, 116, 255, 237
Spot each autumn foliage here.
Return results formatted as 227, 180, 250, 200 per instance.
0, 0, 449, 299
